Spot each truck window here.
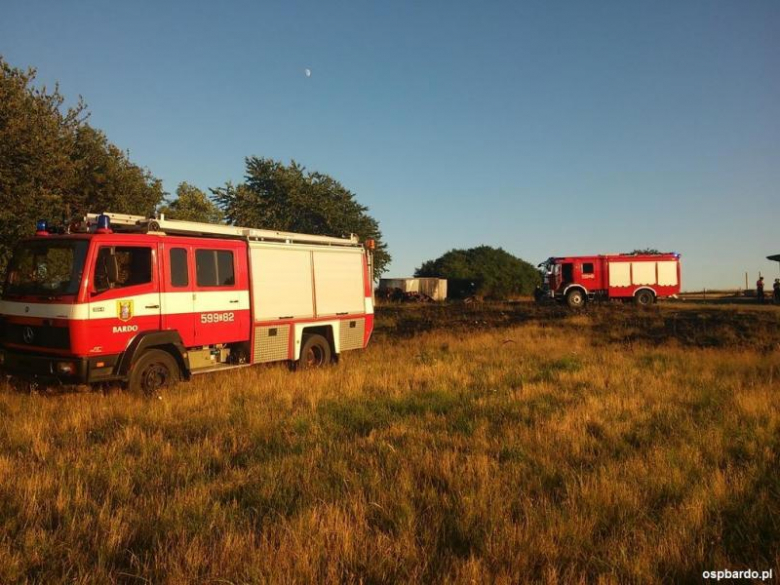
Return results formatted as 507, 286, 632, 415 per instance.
195, 249, 235, 287
582, 262, 594, 274
170, 248, 189, 287
94, 246, 152, 291
4, 240, 88, 296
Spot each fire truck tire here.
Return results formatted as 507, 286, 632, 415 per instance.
128, 349, 180, 396
566, 289, 585, 308
635, 290, 655, 306
298, 334, 332, 370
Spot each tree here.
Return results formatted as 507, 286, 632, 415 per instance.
213, 157, 390, 276
1, 58, 80, 268
415, 246, 540, 299
71, 125, 163, 216
0, 55, 164, 272
160, 182, 223, 223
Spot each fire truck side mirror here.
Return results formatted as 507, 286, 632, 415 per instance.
106, 254, 119, 284
94, 248, 120, 294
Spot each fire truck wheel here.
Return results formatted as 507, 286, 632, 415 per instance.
635, 290, 655, 306
298, 334, 332, 370
129, 349, 180, 396
566, 289, 585, 308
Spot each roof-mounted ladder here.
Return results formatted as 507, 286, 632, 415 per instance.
84, 212, 360, 247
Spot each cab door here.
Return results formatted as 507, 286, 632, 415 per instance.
161, 244, 197, 347
192, 243, 250, 346
88, 242, 161, 355
561, 262, 574, 285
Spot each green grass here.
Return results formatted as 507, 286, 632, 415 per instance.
0, 304, 779, 583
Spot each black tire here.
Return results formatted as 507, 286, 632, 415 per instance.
128, 349, 180, 396
298, 334, 332, 370
566, 289, 585, 308
635, 290, 655, 306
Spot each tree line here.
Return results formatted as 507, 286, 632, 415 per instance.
0, 55, 390, 277
416, 246, 540, 298
0, 58, 163, 270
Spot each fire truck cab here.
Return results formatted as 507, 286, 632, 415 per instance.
537, 253, 681, 308
0, 213, 375, 394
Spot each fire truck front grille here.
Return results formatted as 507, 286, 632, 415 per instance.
339, 318, 365, 351
254, 325, 291, 363
2, 323, 71, 350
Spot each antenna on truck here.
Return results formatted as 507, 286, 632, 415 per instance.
83, 212, 360, 247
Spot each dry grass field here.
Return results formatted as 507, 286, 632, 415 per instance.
1, 303, 779, 583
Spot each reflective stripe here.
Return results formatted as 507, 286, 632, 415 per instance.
192, 291, 250, 313
0, 291, 251, 321
90, 293, 160, 319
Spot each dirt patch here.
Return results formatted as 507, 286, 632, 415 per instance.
374, 302, 569, 338
375, 302, 780, 350
587, 306, 780, 351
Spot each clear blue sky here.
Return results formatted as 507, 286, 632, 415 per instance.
2, 0, 779, 289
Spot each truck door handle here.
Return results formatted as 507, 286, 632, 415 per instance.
145, 304, 160, 309
229, 300, 239, 304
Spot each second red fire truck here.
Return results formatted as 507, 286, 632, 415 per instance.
0, 213, 375, 394
537, 253, 682, 307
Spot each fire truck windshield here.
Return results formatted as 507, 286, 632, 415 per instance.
4, 239, 88, 297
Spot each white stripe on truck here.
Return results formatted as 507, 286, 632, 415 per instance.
0, 290, 251, 321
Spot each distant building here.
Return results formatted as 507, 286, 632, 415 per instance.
378, 278, 448, 301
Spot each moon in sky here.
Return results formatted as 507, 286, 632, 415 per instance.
305, 68, 312, 78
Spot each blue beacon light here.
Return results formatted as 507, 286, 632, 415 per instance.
96, 214, 112, 234
35, 219, 49, 236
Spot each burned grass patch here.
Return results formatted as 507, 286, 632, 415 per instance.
376, 302, 780, 351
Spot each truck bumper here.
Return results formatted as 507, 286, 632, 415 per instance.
534, 287, 556, 303
0, 348, 122, 386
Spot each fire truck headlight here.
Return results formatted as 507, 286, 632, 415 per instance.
55, 361, 76, 376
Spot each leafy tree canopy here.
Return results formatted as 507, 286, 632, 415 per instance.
213, 157, 390, 276
0, 56, 164, 269
160, 182, 223, 223
415, 246, 540, 299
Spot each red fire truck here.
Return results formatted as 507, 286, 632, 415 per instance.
537, 253, 681, 308
0, 213, 375, 394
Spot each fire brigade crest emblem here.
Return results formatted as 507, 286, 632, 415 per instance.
117, 300, 134, 322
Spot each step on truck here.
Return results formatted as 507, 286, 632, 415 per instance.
0, 213, 375, 394
536, 253, 681, 308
